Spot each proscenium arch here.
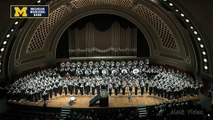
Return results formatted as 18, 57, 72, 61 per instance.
48, 7, 156, 58
8, 0, 198, 77
46, 3, 194, 70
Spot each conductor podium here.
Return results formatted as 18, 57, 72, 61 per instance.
100, 89, 109, 107
89, 89, 109, 107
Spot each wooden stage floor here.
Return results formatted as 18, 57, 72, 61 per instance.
10, 93, 199, 108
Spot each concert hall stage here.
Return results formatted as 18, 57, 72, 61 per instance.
9, 93, 199, 108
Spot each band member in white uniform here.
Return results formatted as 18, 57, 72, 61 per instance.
140, 80, 145, 96
134, 79, 139, 95
108, 83, 113, 96
122, 81, 126, 95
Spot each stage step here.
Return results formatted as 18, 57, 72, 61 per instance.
137, 105, 147, 118
60, 106, 70, 120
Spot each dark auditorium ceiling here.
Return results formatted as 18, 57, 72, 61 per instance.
1, 0, 212, 53
0, 0, 213, 82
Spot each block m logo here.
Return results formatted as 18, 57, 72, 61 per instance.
14, 7, 27, 17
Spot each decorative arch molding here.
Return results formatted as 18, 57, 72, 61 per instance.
27, 0, 180, 53
9, 0, 196, 76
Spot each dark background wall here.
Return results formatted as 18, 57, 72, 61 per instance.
0, 0, 35, 36
178, 0, 213, 60
0, 0, 213, 76
1, 0, 213, 49
1, 0, 212, 57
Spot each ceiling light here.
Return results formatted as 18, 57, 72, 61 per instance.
197, 37, 201, 41
3, 41, 7, 45
181, 13, 184, 17
204, 66, 208, 70
0, 48, 4, 52
185, 19, 189, 22
204, 59, 207, 62
14, 21, 19, 25
200, 44, 204, 48
202, 51, 206, 55
6, 34, 10, 38
169, 3, 173, 6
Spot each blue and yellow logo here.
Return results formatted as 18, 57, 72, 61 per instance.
10, 5, 49, 18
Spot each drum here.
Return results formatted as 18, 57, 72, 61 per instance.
68, 97, 76, 105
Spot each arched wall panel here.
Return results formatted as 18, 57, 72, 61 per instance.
5, 0, 202, 78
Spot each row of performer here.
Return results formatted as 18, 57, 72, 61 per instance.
7, 81, 199, 103
6, 59, 202, 103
